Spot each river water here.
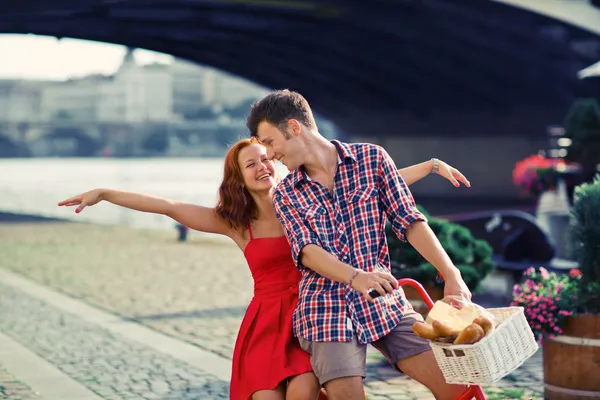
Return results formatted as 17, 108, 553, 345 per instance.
0, 157, 288, 231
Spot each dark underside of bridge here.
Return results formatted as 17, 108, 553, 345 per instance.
1, 0, 599, 138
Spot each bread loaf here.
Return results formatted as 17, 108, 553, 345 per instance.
453, 323, 485, 345
432, 320, 460, 337
412, 321, 439, 340
473, 315, 494, 336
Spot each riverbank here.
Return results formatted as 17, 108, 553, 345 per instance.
0, 211, 70, 223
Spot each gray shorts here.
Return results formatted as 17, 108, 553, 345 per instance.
298, 310, 431, 385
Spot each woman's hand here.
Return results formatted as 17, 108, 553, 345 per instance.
58, 189, 104, 213
436, 161, 470, 188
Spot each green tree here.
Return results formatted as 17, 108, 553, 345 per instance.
568, 174, 600, 314
564, 98, 600, 181
387, 206, 495, 292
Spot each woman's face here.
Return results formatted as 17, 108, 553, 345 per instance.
237, 143, 277, 193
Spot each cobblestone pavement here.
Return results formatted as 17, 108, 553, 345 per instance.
0, 281, 229, 400
0, 365, 40, 400
0, 222, 544, 399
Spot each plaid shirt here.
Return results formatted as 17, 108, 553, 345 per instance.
273, 140, 427, 344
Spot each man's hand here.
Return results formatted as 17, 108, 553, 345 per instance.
443, 272, 472, 301
351, 270, 399, 302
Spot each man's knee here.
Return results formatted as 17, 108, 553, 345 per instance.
298, 337, 367, 386
323, 376, 365, 400
396, 349, 466, 400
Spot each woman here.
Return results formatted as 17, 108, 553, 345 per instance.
58, 138, 469, 400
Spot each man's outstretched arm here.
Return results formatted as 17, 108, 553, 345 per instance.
377, 148, 472, 300
405, 221, 471, 299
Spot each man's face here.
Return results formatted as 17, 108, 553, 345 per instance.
256, 120, 304, 170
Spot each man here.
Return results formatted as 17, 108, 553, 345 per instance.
247, 89, 471, 400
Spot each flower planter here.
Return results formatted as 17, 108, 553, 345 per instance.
543, 314, 600, 399
536, 179, 571, 259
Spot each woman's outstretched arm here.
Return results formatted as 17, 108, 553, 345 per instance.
58, 188, 230, 236
398, 159, 470, 187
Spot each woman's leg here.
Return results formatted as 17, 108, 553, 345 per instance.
251, 382, 286, 400
286, 372, 322, 400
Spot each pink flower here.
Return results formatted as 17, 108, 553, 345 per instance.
525, 267, 535, 276
569, 269, 582, 278
539, 267, 550, 279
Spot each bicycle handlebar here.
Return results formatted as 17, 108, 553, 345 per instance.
367, 278, 435, 309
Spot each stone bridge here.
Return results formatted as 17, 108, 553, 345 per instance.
1, 0, 599, 207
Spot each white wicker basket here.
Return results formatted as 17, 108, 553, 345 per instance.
429, 306, 539, 385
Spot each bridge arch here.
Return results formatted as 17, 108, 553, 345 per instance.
1, 0, 599, 137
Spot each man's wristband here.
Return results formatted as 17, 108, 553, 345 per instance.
348, 270, 361, 288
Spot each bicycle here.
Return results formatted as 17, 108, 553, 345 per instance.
396, 278, 486, 400
318, 278, 486, 400
320, 277, 536, 399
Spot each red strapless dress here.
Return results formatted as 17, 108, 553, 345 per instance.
229, 227, 313, 399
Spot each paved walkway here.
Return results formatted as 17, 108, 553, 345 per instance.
0, 222, 544, 399
0, 269, 229, 400
0, 364, 40, 400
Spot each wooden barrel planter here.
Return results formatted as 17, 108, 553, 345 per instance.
543, 314, 600, 400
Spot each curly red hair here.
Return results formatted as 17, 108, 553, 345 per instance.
215, 138, 261, 232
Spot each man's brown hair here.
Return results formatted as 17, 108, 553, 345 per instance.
246, 89, 317, 138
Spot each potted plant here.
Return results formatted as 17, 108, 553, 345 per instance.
512, 154, 572, 200
387, 206, 495, 307
563, 98, 600, 184
510, 266, 581, 343
512, 154, 581, 258
540, 174, 600, 399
